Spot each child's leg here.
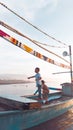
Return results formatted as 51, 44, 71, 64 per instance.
38, 85, 41, 98
34, 89, 38, 95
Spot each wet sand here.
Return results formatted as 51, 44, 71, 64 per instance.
28, 108, 73, 130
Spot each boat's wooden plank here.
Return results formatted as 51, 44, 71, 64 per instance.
0, 95, 37, 103
0, 95, 41, 110
21, 93, 62, 102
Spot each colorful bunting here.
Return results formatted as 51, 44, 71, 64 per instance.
0, 30, 70, 69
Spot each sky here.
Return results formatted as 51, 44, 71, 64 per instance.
0, 0, 73, 85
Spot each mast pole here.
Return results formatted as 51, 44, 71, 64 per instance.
69, 45, 72, 83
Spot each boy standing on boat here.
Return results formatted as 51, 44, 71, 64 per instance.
28, 67, 42, 99
41, 80, 49, 104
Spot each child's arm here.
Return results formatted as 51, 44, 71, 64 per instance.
28, 76, 35, 79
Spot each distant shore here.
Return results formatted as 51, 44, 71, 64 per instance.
0, 79, 33, 85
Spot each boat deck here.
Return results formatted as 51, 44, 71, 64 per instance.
0, 94, 38, 111
0, 93, 72, 111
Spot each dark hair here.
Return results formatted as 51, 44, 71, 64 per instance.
41, 80, 45, 84
35, 67, 40, 71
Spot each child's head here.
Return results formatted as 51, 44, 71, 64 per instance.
41, 80, 45, 84
35, 67, 40, 73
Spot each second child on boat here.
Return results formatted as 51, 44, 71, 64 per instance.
41, 80, 49, 104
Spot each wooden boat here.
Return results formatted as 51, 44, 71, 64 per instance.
0, 11, 73, 130
0, 83, 73, 130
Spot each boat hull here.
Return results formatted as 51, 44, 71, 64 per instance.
0, 98, 73, 130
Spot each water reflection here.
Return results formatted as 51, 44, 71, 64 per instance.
28, 108, 73, 130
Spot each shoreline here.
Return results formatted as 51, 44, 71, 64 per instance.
0, 79, 33, 85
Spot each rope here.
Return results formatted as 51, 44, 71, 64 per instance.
0, 21, 70, 64
0, 21, 66, 48
33, 40, 67, 48
0, 30, 70, 69
0, 2, 69, 47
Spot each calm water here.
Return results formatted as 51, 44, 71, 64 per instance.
0, 83, 73, 130
0, 83, 58, 96
0, 83, 36, 96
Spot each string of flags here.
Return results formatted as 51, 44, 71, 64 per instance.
0, 21, 69, 64
0, 30, 70, 69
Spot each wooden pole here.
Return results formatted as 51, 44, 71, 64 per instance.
69, 45, 72, 83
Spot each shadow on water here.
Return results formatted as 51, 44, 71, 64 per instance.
27, 108, 73, 130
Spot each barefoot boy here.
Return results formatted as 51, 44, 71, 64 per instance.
28, 67, 42, 99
